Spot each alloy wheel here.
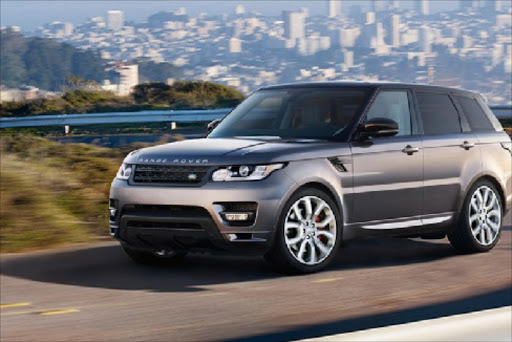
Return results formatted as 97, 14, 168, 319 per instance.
469, 185, 501, 246
284, 196, 337, 265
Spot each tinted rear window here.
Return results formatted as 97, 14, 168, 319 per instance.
416, 92, 462, 135
455, 96, 495, 132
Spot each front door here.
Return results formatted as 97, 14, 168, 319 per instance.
350, 90, 424, 225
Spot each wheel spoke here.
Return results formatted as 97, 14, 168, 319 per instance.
293, 203, 304, 222
317, 230, 334, 240
488, 210, 500, 219
469, 214, 479, 223
308, 240, 317, 264
286, 235, 303, 246
303, 197, 313, 220
297, 240, 308, 262
317, 215, 334, 228
475, 190, 484, 207
482, 188, 490, 208
313, 202, 326, 219
486, 227, 493, 245
470, 199, 479, 212
314, 239, 331, 255
472, 225, 482, 236
486, 194, 496, 210
285, 222, 300, 230
479, 229, 486, 244
487, 220, 500, 232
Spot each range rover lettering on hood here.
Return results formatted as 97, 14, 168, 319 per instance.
137, 157, 209, 164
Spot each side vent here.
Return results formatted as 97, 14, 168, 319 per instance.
328, 157, 348, 172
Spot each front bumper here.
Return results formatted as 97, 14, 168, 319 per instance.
109, 170, 296, 253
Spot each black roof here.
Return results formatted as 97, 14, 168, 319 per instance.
261, 81, 479, 96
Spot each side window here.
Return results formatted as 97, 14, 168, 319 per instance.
416, 92, 461, 135
365, 91, 412, 136
455, 96, 495, 132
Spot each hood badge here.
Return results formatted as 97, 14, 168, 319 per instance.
187, 174, 198, 181
137, 158, 209, 164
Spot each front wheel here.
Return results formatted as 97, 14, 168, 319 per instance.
265, 188, 343, 274
449, 180, 503, 253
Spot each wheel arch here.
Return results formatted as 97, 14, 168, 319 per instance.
459, 174, 507, 215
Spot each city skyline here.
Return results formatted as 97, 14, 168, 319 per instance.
1, 0, 465, 31
1, 0, 511, 105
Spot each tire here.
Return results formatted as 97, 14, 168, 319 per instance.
264, 187, 343, 274
448, 180, 503, 253
122, 243, 187, 265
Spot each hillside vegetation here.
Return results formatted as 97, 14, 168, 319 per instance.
0, 80, 245, 118
0, 135, 124, 252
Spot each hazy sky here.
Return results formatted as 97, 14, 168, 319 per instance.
1, 1, 460, 31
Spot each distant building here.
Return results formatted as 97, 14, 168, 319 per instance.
459, 0, 479, 12
415, 0, 430, 15
391, 15, 401, 48
283, 11, 305, 41
107, 10, 124, 31
229, 38, 242, 53
420, 25, 432, 53
328, 0, 342, 18
103, 62, 138, 96
235, 5, 245, 15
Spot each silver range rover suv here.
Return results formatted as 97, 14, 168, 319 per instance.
110, 82, 511, 274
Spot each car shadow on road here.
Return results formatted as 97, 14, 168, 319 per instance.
1, 237, 464, 293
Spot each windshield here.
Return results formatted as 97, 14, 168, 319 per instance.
208, 87, 371, 140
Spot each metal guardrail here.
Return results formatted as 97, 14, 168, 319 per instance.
0, 108, 232, 129
0, 105, 510, 129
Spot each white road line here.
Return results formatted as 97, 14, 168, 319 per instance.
299, 306, 512, 342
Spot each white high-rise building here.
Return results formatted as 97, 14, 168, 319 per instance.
415, 0, 430, 15
328, 0, 342, 18
229, 38, 242, 53
391, 15, 401, 48
235, 5, 245, 15
107, 10, 124, 31
284, 11, 306, 41
420, 25, 432, 53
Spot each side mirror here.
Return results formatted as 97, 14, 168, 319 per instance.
360, 117, 399, 139
206, 119, 221, 135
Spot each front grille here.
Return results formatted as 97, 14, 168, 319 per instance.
132, 165, 210, 184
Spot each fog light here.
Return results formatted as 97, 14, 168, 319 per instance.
221, 212, 252, 221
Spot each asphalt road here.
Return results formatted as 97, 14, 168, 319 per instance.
1, 213, 511, 342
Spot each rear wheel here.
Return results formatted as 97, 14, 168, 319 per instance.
265, 188, 343, 274
122, 244, 187, 265
449, 180, 503, 253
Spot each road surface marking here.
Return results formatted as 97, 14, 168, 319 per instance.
312, 277, 343, 283
196, 292, 227, 298
0, 302, 31, 309
38, 308, 80, 316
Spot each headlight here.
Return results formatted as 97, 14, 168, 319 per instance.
116, 163, 133, 180
212, 163, 285, 182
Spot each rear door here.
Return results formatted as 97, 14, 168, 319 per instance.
416, 91, 482, 219
350, 89, 424, 224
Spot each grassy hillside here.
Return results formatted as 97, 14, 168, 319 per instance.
0, 135, 127, 252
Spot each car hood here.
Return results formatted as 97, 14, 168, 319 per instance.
124, 137, 350, 166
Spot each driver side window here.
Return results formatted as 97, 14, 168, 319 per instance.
366, 91, 412, 136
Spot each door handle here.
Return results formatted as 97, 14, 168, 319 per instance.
460, 141, 475, 150
402, 145, 420, 155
